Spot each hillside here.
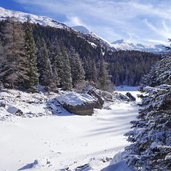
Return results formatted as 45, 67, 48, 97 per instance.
0, 7, 160, 90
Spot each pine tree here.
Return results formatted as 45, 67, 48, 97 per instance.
70, 48, 85, 87
90, 59, 98, 84
49, 38, 60, 90
24, 22, 39, 92
60, 48, 72, 90
0, 17, 29, 89
98, 58, 112, 91
37, 38, 53, 90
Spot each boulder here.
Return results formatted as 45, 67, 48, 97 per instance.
95, 90, 113, 102
114, 93, 130, 102
7, 106, 23, 116
0, 102, 6, 108
126, 92, 136, 101
87, 89, 104, 108
57, 92, 104, 115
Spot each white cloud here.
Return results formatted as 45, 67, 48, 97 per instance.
144, 19, 171, 39
66, 16, 84, 26
14, 0, 171, 44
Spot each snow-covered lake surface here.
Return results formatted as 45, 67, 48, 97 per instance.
0, 88, 139, 170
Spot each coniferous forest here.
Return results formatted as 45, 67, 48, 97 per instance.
0, 18, 160, 92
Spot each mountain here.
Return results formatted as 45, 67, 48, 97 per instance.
111, 39, 166, 54
72, 25, 90, 34
0, 7, 164, 54
0, 7, 69, 29
0, 7, 115, 52
0, 7, 160, 87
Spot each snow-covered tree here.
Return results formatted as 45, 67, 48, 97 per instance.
126, 50, 171, 171
141, 55, 171, 86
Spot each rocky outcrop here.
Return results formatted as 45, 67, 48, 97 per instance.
87, 89, 104, 108
126, 92, 136, 101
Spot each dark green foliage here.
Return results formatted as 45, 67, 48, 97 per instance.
60, 48, 72, 90
24, 22, 39, 92
49, 38, 60, 89
37, 38, 53, 89
105, 50, 161, 86
0, 19, 160, 92
98, 58, 112, 91
70, 47, 85, 87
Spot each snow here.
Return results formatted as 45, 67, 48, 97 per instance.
0, 7, 68, 29
103, 161, 135, 171
111, 39, 165, 53
87, 41, 97, 48
116, 85, 140, 92
72, 26, 90, 34
0, 89, 139, 170
116, 86, 141, 103
57, 92, 96, 106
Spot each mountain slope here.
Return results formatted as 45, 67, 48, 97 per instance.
0, 7, 115, 52
0, 7, 68, 29
72, 25, 90, 34
0, 7, 160, 87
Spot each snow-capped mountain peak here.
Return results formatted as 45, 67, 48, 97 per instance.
0, 7, 116, 52
111, 39, 166, 53
72, 25, 90, 34
0, 7, 69, 30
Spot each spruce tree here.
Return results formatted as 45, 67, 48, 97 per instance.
37, 38, 53, 90
91, 59, 98, 84
49, 38, 60, 89
98, 58, 112, 91
24, 22, 39, 92
70, 48, 85, 87
60, 48, 72, 90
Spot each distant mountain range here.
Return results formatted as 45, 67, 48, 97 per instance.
111, 39, 166, 54
73, 26, 166, 54
72, 26, 90, 34
0, 7, 166, 54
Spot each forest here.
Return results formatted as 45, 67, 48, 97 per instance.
0, 17, 160, 93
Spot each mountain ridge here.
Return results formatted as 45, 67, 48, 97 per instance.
111, 39, 166, 54
0, 7, 115, 52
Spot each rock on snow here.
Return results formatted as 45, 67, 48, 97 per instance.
0, 88, 139, 170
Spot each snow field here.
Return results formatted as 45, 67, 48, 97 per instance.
0, 88, 139, 170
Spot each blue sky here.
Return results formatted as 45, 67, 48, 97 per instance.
0, 0, 171, 44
